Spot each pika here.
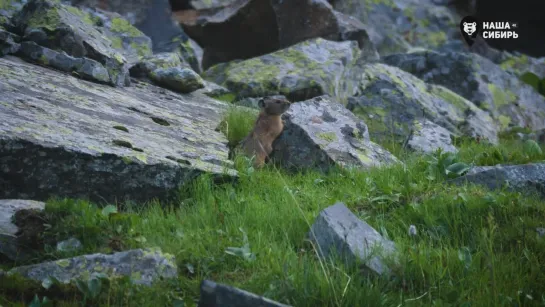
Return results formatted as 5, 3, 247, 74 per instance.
238, 95, 291, 168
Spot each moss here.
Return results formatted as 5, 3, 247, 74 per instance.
26, 6, 61, 31
129, 41, 152, 58
56, 259, 70, 268
110, 17, 143, 37
431, 85, 470, 111
317, 132, 338, 143
65, 5, 94, 25
213, 92, 236, 103
499, 54, 529, 73
110, 36, 123, 49
113, 125, 129, 132
488, 83, 516, 108
498, 115, 511, 129
424, 31, 447, 46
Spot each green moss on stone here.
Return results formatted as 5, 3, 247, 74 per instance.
317, 132, 337, 143
110, 17, 143, 37
488, 83, 516, 108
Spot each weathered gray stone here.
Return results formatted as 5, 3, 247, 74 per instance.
12, 0, 131, 86
0, 0, 27, 28
179, 0, 377, 69
129, 51, 184, 79
347, 63, 499, 145
0, 55, 236, 204
197, 80, 234, 102
450, 163, 545, 198
405, 119, 457, 154
150, 66, 205, 94
382, 50, 545, 131
0, 28, 20, 56
8, 248, 178, 286
270, 95, 399, 172
0, 199, 45, 261
73, 7, 153, 65
17, 41, 111, 84
331, 0, 459, 56
198, 279, 291, 307
203, 38, 364, 102
536, 227, 545, 238
56, 237, 83, 253
308, 202, 397, 276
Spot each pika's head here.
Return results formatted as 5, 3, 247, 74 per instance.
258, 95, 291, 115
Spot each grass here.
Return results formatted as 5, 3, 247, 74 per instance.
1, 107, 545, 307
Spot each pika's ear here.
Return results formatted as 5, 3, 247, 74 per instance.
258, 98, 265, 108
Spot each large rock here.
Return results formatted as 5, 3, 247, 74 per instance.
69, 0, 204, 71
347, 63, 499, 145
178, 0, 377, 69
8, 0, 133, 86
382, 50, 545, 131
331, 0, 459, 56
0, 28, 20, 56
198, 280, 291, 307
0, 56, 236, 204
450, 163, 545, 198
0, 199, 45, 261
202, 38, 366, 102
308, 202, 397, 276
8, 248, 178, 286
270, 95, 399, 172
405, 118, 457, 154
0, 0, 27, 28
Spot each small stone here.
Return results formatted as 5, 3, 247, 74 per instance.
56, 238, 83, 253
150, 67, 205, 94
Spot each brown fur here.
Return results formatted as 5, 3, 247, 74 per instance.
239, 96, 291, 168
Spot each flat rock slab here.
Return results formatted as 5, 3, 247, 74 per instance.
308, 202, 397, 276
0, 199, 45, 261
8, 248, 178, 286
0, 56, 236, 204
450, 163, 545, 198
198, 280, 291, 307
270, 95, 399, 172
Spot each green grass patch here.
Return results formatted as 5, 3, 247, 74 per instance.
2, 109, 545, 307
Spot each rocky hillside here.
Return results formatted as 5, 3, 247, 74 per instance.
1, 0, 545, 306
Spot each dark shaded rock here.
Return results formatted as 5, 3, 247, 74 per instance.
405, 119, 457, 154
202, 38, 365, 102
347, 62, 499, 145
308, 202, 397, 276
11, 0, 131, 86
331, 0, 459, 56
150, 66, 205, 93
8, 248, 178, 286
270, 95, 399, 172
0, 55, 236, 204
0, 28, 20, 55
382, 50, 545, 131
17, 41, 111, 84
0, 0, 28, 29
450, 163, 545, 198
179, 0, 377, 69
0, 199, 45, 261
198, 279, 291, 307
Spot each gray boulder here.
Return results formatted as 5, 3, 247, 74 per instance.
8, 248, 178, 286
347, 63, 499, 145
405, 119, 458, 154
0, 55, 236, 204
179, 0, 377, 69
331, 0, 459, 56
0, 199, 45, 261
129, 51, 184, 79
308, 202, 397, 276
450, 163, 545, 198
202, 38, 365, 102
270, 95, 399, 172
150, 66, 205, 94
11, 0, 133, 86
198, 280, 291, 307
382, 51, 545, 131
